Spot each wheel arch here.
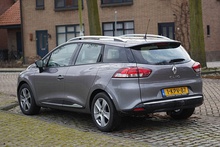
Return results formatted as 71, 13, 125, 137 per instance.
17, 80, 38, 104
89, 89, 116, 112
17, 81, 28, 96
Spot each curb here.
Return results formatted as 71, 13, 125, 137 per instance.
0, 68, 25, 72
0, 102, 19, 111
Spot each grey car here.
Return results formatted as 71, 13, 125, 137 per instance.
17, 35, 203, 132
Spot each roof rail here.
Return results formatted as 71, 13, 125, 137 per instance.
119, 34, 171, 40
67, 36, 125, 42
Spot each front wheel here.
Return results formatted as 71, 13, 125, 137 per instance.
91, 92, 121, 132
18, 83, 41, 115
167, 108, 195, 120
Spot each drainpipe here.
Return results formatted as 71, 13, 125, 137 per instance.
20, 0, 25, 64
114, 11, 117, 36
78, 0, 84, 36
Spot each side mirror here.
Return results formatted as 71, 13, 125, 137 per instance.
35, 60, 44, 73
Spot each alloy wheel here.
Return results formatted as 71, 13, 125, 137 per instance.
20, 88, 31, 112
93, 98, 110, 127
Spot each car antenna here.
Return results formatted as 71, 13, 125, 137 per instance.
144, 19, 151, 40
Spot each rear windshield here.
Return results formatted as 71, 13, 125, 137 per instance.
131, 43, 190, 65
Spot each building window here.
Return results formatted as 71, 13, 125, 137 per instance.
207, 25, 210, 36
102, 21, 134, 36
101, 0, 133, 6
36, 0, 44, 9
55, 0, 81, 10
56, 25, 84, 45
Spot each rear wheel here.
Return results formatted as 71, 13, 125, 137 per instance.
167, 108, 195, 120
91, 92, 121, 132
18, 84, 41, 115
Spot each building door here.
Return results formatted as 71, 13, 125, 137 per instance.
36, 30, 48, 57
158, 23, 175, 39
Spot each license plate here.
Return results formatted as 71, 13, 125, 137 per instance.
161, 87, 189, 97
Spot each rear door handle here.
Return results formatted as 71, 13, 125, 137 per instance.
57, 75, 64, 80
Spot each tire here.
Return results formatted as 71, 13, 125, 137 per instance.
91, 92, 121, 132
167, 108, 195, 120
18, 84, 41, 115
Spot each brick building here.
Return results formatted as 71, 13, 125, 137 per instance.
20, 0, 220, 64
0, 0, 21, 60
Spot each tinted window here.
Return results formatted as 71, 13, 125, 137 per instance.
47, 43, 78, 67
103, 45, 130, 63
131, 43, 190, 65
75, 44, 102, 65
55, 0, 79, 9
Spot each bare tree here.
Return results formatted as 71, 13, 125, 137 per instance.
172, 0, 190, 52
189, 0, 206, 67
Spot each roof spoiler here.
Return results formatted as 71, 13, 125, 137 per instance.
130, 41, 181, 49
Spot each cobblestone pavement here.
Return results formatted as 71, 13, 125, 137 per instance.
0, 72, 220, 146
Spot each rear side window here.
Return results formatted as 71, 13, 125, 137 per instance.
103, 45, 132, 63
131, 42, 190, 65
75, 43, 102, 65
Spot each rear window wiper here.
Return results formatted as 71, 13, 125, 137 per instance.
169, 58, 185, 63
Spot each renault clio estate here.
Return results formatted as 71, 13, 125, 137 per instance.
17, 34, 203, 132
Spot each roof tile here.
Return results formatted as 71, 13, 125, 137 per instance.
0, 0, 20, 26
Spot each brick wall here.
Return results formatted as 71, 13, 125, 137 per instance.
202, 0, 220, 61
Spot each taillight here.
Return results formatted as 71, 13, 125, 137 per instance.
192, 62, 201, 73
113, 67, 152, 78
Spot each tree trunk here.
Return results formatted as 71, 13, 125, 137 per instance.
189, 0, 207, 67
86, 0, 101, 35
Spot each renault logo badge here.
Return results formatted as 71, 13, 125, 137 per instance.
172, 65, 177, 75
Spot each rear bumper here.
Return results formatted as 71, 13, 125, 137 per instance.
143, 95, 203, 112
122, 95, 203, 115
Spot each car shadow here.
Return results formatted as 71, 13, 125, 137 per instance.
29, 108, 201, 134
12, 106, 201, 136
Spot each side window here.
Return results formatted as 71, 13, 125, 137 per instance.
75, 44, 102, 65
103, 45, 129, 63
47, 43, 78, 67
